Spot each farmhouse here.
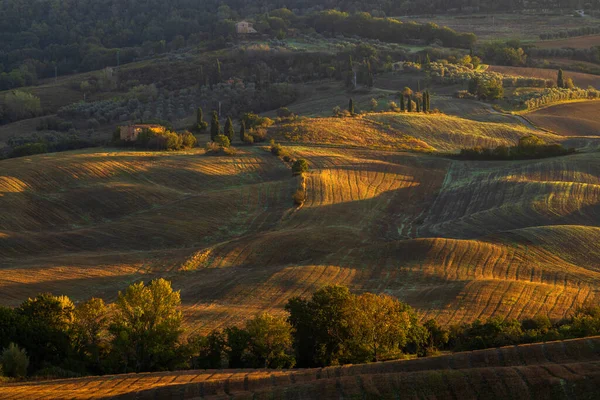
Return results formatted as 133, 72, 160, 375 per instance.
236, 21, 258, 35
119, 124, 165, 141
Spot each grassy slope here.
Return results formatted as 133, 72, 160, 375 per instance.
270, 111, 559, 152
3, 336, 600, 399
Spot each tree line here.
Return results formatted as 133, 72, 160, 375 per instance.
458, 135, 575, 160
2, 281, 600, 379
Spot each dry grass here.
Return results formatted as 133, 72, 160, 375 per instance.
526, 100, 600, 137
1, 118, 600, 338
2, 336, 600, 399
2, 144, 600, 334
270, 112, 556, 152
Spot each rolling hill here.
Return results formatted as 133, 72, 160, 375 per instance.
2, 121, 599, 334
3, 336, 600, 399
525, 100, 600, 137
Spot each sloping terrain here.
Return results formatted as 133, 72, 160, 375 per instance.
2, 142, 600, 334
3, 336, 600, 399
525, 100, 600, 137
270, 111, 558, 153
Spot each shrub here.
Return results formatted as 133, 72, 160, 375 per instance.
276, 107, 294, 118
181, 131, 197, 148
214, 134, 230, 148
205, 141, 237, 156
34, 365, 81, 379
388, 101, 400, 112
8, 142, 48, 158
242, 134, 254, 144
292, 159, 309, 175
251, 128, 268, 143
270, 141, 285, 156
292, 189, 305, 205
1, 343, 29, 378
1, 91, 42, 123
165, 131, 183, 150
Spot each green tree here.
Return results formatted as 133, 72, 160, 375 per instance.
224, 326, 250, 368
210, 111, 220, 141
190, 330, 226, 369
407, 95, 413, 112
557, 69, 565, 88
215, 59, 222, 83
416, 96, 421, 112
73, 298, 108, 371
370, 98, 378, 111
244, 313, 295, 369
195, 107, 207, 131
1, 343, 29, 378
400, 94, 405, 111
348, 98, 354, 115
214, 134, 230, 148
286, 285, 352, 367
292, 159, 309, 175
343, 293, 416, 363
17, 294, 75, 370
239, 120, 246, 142
224, 116, 234, 141
109, 279, 183, 372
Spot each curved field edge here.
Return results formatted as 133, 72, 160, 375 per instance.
2, 336, 600, 400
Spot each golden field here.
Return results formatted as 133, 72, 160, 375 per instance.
2, 105, 600, 333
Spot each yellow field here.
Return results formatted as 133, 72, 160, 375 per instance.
3, 336, 600, 399
2, 137, 600, 334
270, 111, 560, 153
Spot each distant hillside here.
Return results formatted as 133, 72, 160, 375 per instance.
270, 112, 559, 152
3, 336, 600, 399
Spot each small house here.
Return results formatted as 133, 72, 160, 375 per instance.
236, 21, 258, 35
119, 124, 165, 142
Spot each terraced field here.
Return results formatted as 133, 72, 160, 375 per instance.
526, 100, 600, 137
4, 336, 600, 399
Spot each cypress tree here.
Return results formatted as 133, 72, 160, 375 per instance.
239, 120, 246, 142
407, 95, 413, 112
416, 97, 421, 112
349, 98, 354, 115
210, 111, 220, 141
196, 107, 206, 131
216, 59, 222, 83
557, 69, 565, 88
427, 91, 431, 112
400, 95, 405, 111
224, 117, 234, 141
